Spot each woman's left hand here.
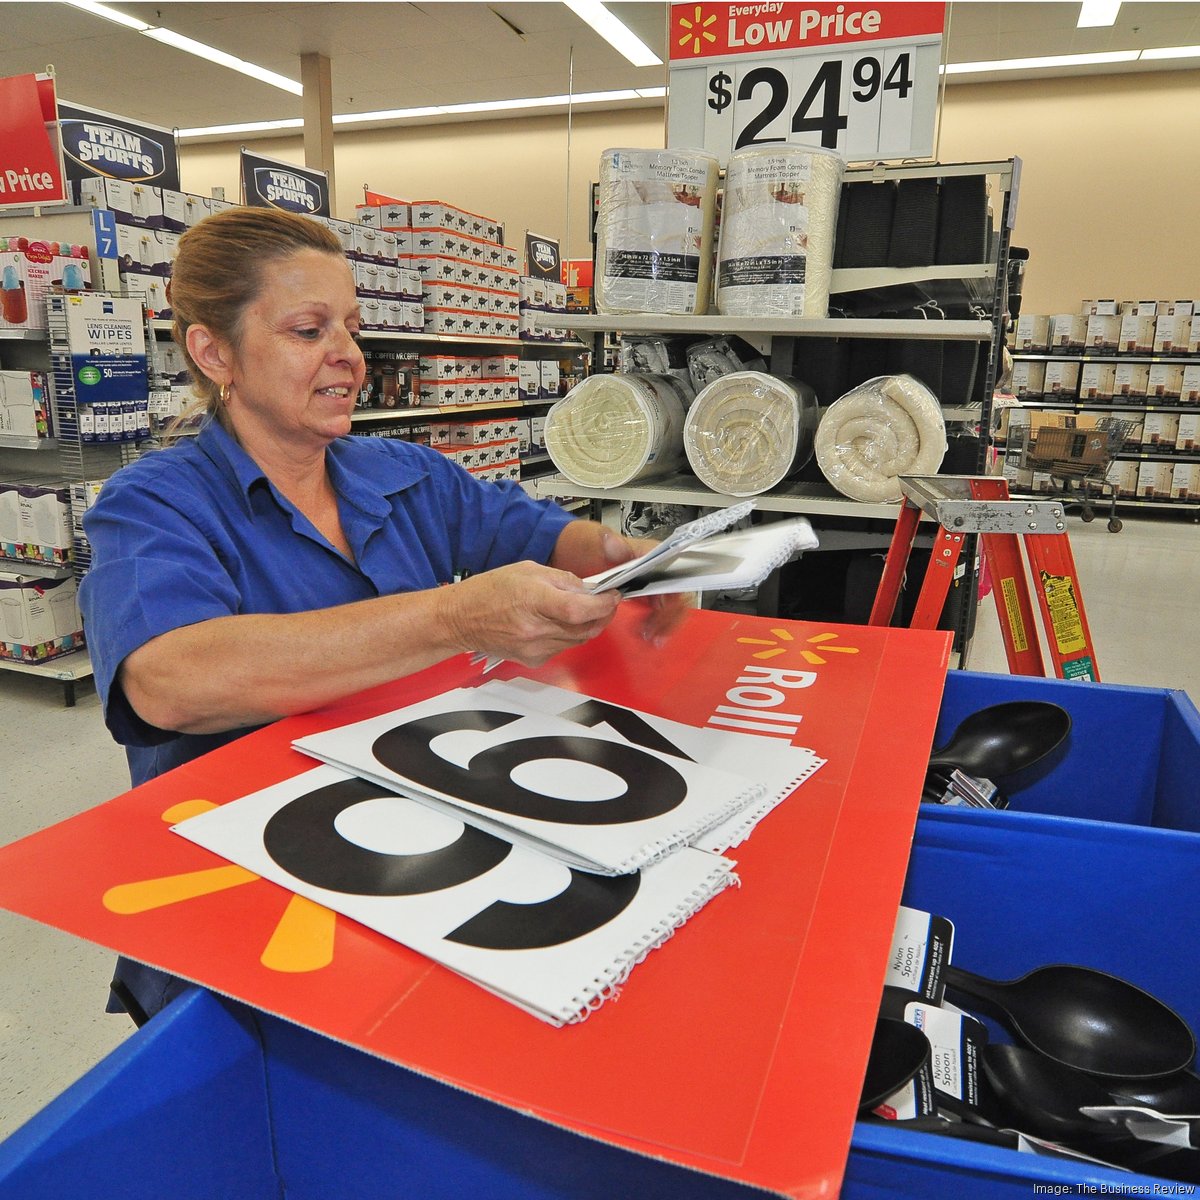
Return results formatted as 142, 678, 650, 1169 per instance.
551, 522, 695, 648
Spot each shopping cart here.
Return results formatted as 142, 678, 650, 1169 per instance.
1011, 416, 1137, 533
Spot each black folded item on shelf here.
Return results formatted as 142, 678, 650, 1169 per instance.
936, 175, 990, 265
835, 180, 896, 269
887, 178, 941, 269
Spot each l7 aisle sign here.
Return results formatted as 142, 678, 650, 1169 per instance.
667, 3, 945, 164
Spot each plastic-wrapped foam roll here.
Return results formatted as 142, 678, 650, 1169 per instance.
544, 373, 693, 489
684, 372, 819, 497
814, 374, 947, 504
594, 147, 720, 316
716, 145, 845, 318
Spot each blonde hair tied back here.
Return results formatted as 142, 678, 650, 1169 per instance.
168, 206, 345, 428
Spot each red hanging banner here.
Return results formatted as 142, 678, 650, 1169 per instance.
0, 72, 69, 209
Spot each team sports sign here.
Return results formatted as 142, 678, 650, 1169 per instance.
667, 2, 946, 163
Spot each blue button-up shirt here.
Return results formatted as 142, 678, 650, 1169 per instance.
80, 421, 574, 785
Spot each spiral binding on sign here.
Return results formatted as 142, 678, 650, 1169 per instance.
604, 781, 768, 876
703, 756, 827, 855
558, 863, 740, 1025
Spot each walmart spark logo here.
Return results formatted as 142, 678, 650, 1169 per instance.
677, 5, 718, 54
737, 628, 861, 665
102, 799, 336, 974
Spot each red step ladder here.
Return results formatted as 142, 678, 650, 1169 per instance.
868, 476, 1100, 681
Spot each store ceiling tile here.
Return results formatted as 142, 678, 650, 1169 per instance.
0, 2, 1196, 134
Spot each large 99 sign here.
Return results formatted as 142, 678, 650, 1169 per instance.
262, 699, 697, 951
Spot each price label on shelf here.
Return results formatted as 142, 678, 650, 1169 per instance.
668, 2, 945, 164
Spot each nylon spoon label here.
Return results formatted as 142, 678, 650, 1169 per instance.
885, 904, 954, 1005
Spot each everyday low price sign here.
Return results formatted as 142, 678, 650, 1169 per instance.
0, 72, 68, 209
668, 2, 945, 164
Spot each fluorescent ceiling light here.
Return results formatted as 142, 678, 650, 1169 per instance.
1077, 1, 1121, 28
181, 87, 657, 138
562, 0, 662, 67
178, 118, 305, 137
59, 2, 300, 95
1141, 44, 1200, 60
59, 0, 150, 31
142, 27, 303, 94
944, 50, 1140, 74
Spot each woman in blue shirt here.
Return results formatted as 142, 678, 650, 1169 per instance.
80, 205, 685, 1020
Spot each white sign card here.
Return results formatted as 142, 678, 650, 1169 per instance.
293, 687, 773, 875
667, 2, 946, 164
173, 764, 737, 1026
480, 679, 824, 853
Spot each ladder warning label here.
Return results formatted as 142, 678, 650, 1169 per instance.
1000, 576, 1028, 652
1063, 655, 1097, 682
1039, 570, 1087, 654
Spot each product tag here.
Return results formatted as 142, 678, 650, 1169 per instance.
904, 1002, 987, 1107
1080, 1106, 1200, 1149
933, 769, 1003, 809
884, 905, 954, 1005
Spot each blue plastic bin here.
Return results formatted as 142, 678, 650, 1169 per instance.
0, 988, 766, 1200
929, 669, 1200, 830
846, 685, 1200, 1199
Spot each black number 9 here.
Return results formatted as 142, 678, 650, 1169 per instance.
852, 56, 881, 102
371, 709, 688, 825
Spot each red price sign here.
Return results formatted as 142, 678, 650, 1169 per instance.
668, 3, 946, 164
0, 72, 68, 209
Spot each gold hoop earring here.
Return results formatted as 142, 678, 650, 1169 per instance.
219, 383, 230, 407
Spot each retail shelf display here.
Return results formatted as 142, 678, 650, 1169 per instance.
1008, 299, 1200, 519
539, 158, 1018, 654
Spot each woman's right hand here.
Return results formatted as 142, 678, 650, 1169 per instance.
436, 561, 622, 667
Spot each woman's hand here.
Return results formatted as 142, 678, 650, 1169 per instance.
550, 521, 695, 649
436, 560, 622, 667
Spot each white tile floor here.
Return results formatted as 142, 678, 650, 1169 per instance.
1, 508, 1198, 1142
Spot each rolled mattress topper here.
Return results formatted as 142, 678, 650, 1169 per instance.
814, 374, 946, 503
544, 372, 694, 489
684, 372, 819, 497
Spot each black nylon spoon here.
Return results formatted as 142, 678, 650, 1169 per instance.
981, 1043, 1129, 1146
860, 1018, 932, 1111
927, 701, 1072, 778
1110, 1068, 1200, 1114
945, 963, 1196, 1080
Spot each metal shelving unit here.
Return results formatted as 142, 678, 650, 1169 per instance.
532, 159, 1018, 656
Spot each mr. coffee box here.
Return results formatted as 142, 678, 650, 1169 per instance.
1113, 460, 1140, 499
1114, 363, 1150, 398
1154, 314, 1191, 355
1011, 361, 1045, 398
1176, 413, 1200, 453
1173, 462, 1200, 501
1085, 314, 1120, 351
1137, 461, 1175, 499
1080, 363, 1116, 400
1148, 364, 1184, 399
1142, 412, 1180, 448
1014, 314, 1051, 352
1183, 365, 1200, 405
1043, 361, 1080, 396
1050, 314, 1087, 352
1119, 314, 1156, 354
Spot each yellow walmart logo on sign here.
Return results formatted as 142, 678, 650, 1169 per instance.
103, 799, 336, 975
738, 627, 861, 665
677, 5, 718, 54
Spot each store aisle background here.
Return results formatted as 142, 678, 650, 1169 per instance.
2, 509, 1199, 1140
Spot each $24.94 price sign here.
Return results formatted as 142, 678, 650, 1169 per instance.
667, 2, 945, 164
